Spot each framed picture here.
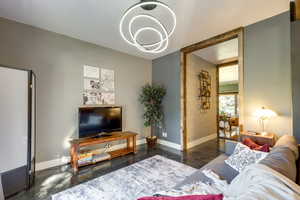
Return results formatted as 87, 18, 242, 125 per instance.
83, 66, 115, 105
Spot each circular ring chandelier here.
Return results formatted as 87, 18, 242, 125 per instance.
119, 0, 176, 54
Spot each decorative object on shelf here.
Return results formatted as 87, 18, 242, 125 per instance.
83, 65, 115, 105
253, 107, 278, 135
139, 84, 166, 147
119, 0, 176, 54
78, 150, 93, 166
198, 70, 211, 111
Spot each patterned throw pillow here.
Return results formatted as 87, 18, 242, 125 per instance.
225, 143, 268, 172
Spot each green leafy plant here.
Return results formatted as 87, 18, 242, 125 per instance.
139, 84, 166, 138
219, 111, 228, 121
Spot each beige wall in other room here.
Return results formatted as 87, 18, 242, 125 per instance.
0, 17, 152, 163
186, 54, 217, 143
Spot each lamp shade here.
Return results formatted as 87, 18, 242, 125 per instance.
253, 107, 278, 120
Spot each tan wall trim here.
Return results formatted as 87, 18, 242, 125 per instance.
181, 27, 243, 54
296, 0, 300, 20
238, 28, 245, 127
181, 52, 188, 150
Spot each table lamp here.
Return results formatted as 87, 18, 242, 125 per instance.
253, 107, 277, 135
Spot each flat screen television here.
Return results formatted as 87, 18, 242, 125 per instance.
79, 106, 122, 138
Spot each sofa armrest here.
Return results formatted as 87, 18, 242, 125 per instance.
225, 140, 238, 155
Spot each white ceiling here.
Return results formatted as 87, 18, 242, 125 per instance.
0, 0, 289, 60
193, 38, 238, 64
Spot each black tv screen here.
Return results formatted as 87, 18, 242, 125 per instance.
79, 106, 122, 138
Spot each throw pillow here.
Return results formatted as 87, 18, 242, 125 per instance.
243, 138, 270, 152
225, 143, 268, 172
138, 194, 223, 200
254, 144, 270, 152
242, 138, 260, 149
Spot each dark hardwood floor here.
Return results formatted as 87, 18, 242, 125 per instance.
8, 139, 224, 200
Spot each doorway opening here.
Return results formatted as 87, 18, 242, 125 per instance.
181, 28, 244, 150
218, 63, 240, 140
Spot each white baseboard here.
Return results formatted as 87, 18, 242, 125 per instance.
187, 134, 217, 149
36, 157, 71, 171
36, 138, 146, 171
157, 139, 182, 150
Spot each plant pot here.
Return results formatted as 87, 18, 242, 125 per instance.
146, 136, 157, 148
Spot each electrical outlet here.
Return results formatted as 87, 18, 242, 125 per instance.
162, 132, 167, 138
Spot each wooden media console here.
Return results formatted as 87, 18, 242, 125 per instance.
70, 132, 137, 172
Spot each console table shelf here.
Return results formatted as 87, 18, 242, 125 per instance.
70, 132, 137, 172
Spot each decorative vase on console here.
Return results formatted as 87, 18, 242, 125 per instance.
139, 83, 166, 148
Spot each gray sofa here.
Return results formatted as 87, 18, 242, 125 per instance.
175, 135, 299, 188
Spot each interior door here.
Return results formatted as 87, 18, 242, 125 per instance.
0, 66, 28, 173
0, 66, 30, 197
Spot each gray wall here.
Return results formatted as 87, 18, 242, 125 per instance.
151, 12, 293, 146
291, 20, 300, 143
244, 12, 292, 136
0, 17, 152, 163
152, 51, 181, 145
186, 54, 217, 142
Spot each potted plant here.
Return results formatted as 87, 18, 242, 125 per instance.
139, 84, 166, 147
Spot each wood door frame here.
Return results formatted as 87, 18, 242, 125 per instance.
180, 27, 244, 150
296, 0, 300, 20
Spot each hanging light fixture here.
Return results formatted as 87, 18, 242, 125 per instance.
119, 0, 176, 54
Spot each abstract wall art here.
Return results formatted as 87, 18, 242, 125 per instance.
198, 70, 211, 111
83, 65, 115, 105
